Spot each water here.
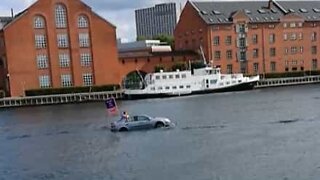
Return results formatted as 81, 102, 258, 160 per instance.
1, 85, 320, 180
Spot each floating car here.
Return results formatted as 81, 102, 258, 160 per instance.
110, 115, 172, 132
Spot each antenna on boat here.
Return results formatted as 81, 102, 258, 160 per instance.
199, 45, 207, 66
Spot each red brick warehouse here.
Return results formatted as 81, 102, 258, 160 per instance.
175, 0, 320, 75
0, 0, 121, 97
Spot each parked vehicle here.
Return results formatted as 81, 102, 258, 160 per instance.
110, 115, 172, 132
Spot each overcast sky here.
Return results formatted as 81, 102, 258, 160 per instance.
0, 0, 194, 42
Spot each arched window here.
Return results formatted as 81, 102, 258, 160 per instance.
78, 15, 88, 28
55, 4, 67, 28
34, 16, 45, 29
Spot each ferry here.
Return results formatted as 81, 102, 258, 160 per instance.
124, 66, 260, 100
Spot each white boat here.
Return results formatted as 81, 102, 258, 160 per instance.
124, 66, 260, 99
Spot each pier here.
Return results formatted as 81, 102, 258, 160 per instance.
256, 75, 320, 88
1, 75, 320, 108
0, 90, 124, 108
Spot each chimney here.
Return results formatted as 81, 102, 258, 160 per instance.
268, 0, 273, 9
11, 8, 14, 18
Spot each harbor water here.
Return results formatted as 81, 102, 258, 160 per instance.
1, 84, 320, 179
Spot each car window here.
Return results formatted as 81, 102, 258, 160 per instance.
138, 116, 150, 121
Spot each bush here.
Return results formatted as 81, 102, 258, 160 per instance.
154, 64, 166, 72
25, 85, 120, 96
171, 62, 187, 71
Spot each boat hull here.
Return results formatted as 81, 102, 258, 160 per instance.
124, 81, 258, 100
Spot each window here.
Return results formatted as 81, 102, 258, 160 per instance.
240, 51, 246, 61
61, 74, 72, 87
226, 50, 232, 60
252, 34, 258, 44
34, 16, 45, 28
57, 34, 69, 48
175, 74, 180, 79
311, 32, 317, 41
312, 46, 317, 54
83, 73, 93, 86
283, 33, 288, 41
36, 54, 48, 69
225, 36, 232, 45
80, 53, 92, 67
35, 35, 46, 49
78, 15, 88, 28
239, 38, 246, 47
214, 51, 221, 60
298, 33, 303, 40
290, 22, 296, 28
285, 48, 288, 55
312, 59, 318, 70
39, 75, 51, 88
270, 48, 276, 57
269, 33, 275, 43
283, 23, 287, 28
300, 46, 304, 53
253, 49, 259, 58
55, 4, 67, 28
182, 74, 187, 78
270, 62, 276, 72
213, 36, 220, 46
59, 53, 70, 67
291, 47, 297, 54
290, 33, 296, 40
79, 33, 90, 47
239, 24, 246, 33
227, 64, 232, 74
253, 63, 259, 73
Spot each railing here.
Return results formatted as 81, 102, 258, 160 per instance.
0, 90, 124, 108
256, 75, 320, 88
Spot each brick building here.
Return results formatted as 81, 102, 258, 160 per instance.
175, 0, 320, 75
118, 40, 199, 76
0, 0, 120, 97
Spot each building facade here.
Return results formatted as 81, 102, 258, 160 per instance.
175, 0, 320, 75
135, 3, 177, 39
0, 0, 121, 97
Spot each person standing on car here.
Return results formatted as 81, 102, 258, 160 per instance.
121, 111, 130, 122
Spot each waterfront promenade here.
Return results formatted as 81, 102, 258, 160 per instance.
1, 75, 320, 108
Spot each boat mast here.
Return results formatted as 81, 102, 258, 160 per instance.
199, 45, 207, 66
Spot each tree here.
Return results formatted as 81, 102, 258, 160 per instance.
136, 36, 147, 41
154, 64, 166, 72
153, 34, 174, 47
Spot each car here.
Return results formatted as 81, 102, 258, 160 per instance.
110, 115, 172, 132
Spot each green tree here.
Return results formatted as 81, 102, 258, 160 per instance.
154, 64, 166, 72
153, 34, 174, 47
171, 62, 187, 71
136, 36, 147, 41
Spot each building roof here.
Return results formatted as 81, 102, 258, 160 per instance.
0, 16, 13, 29
190, 0, 320, 24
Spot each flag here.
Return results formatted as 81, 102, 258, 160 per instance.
105, 97, 118, 115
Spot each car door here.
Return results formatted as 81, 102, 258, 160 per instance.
137, 115, 153, 129
128, 116, 142, 130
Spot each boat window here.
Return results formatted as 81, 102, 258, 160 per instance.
169, 75, 173, 79
221, 76, 225, 80
238, 80, 242, 83
162, 75, 167, 79
172, 86, 177, 89
179, 85, 184, 89
210, 80, 217, 84
165, 86, 170, 90
175, 74, 180, 79
151, 87, 155, 91
226, 82, 230, 85
186, 85, 191, 88
219, 83, 224, 86
182, 74, 187, 78
155, 76, 160, 80
158, 87, 163, 90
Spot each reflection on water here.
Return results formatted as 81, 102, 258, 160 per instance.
1, 85, 320, 179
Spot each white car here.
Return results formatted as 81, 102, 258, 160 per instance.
110, 115, 172, 132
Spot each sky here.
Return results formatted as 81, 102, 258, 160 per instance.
0, 0, 192, 42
